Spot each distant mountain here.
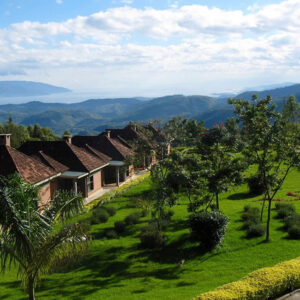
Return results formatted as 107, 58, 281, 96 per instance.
0, 84, 299, 135
20, 110, 105, 135
194, 107, 234, 127
236, 84, 300, 100
0, 81, 71, 97
117, 95, 221, 121
193, 84, 300, 127
240, 82, 296, 93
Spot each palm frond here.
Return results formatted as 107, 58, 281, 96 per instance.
26, 223, 90, 286
49, 191, 85, 222
0, 191, 33, 273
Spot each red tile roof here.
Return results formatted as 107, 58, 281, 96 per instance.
0, 145, 58, 184
36, 151, 69, 173
72, 135, 134, 161
102, 124, 162, 148
85, 144, 112, 163
19, 141, 108, 172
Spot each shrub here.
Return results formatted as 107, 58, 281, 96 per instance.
148, 219, 169, 231
243, 205, 251, 212
140, 225, 167, 248
78, 218, 91, 228
288, 226, 300, 239
247, 174, 265, 195
241, 207, 260, 223
194, 257, 300, 300
163, 209, 175, 221
114, 221, 126, 234
104, 229, 118, 239
125, 212, 140, 225
275, 203, 295, 219
283, 213, 300, 230
189, 210, 229, 250
246, 223, 266, 238
105, 206, 117, 216
140, 209, 148, 217
91, 208, 109, 224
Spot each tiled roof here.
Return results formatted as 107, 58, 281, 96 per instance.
85, 144, 112, 163
114, 135, 133, 148
72, 135, 134, 161
0, 145, 58, 184
102, 124, 160, 148
36, 151, 69, 173
68, 143, 108, 171
19, 141, 107, 172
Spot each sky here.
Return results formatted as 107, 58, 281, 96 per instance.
0, 0, 300, 98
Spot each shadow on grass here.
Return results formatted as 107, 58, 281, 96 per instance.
0, 281, 26, 300
128, 233, 218, 267
228, 192, 258, 200
16, 221, 219, 299
176, 281, 195, 287
132, 288, 147, 294
167, 219, 189, 232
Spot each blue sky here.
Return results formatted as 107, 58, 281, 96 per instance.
0, 0, 299, 99
0, 0, 284, 26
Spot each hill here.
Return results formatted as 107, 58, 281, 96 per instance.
0, 81, 71, 97
0, 84, 299, 134
236, 83, 300, 100
106, 95, 222, 123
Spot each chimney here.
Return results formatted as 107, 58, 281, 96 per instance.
0, 134, 11, 147
63, 135, 72, 144
106, 130, 111, 138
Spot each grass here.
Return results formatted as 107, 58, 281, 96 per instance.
1, 169, 300, 300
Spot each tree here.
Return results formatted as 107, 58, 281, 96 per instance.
163, 116, 205, 147
229, 95, 300, 241
3, 121, 30, 148
150, 160, 177, 232
63, 130, 71, 136
32, 124, 43, 139
196, 123, 246, 210
165, 150, 207, 212
164, 116, 188, 147
0, 174, 89, 300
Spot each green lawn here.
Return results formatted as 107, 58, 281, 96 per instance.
1, 169, 300, 300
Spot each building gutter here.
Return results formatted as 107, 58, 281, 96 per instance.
34, 172, 62, 187
88, 163, 110, 175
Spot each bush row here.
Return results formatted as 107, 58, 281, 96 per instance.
90, 206, 117, 225
241, 206, 265, 238
275, 203, 300, 239
85, 172, 150, 210
194, 257, 300, 300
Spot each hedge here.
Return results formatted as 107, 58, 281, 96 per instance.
194, 257, 300, 300
85, 172, 150, 211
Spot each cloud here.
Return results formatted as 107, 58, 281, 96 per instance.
0, 67, 26, 76
56, 0, 63, 4
1, 0, 300, 93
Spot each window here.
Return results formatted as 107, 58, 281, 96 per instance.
87, 175, 94, 192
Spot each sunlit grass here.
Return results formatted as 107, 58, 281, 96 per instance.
1, 169, 299, 300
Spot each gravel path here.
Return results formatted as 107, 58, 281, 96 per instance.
277, 290, 300, 300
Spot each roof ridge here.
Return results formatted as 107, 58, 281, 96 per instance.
5, 146, 22, 175
67, 141, 107, 171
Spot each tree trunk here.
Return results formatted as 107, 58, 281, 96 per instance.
28, 277, 35, 300
260, 194, 266, 222
266, 197, 272, 241
216, 193, 219, 210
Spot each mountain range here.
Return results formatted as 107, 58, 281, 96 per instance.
0, 81, 70, 97
0, 82, 299, 135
